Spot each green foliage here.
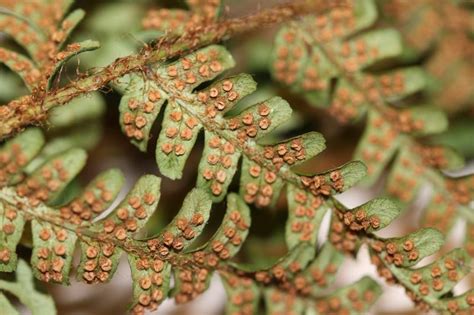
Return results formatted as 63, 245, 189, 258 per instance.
374, 247, 474, 313
0, 129, 243, 311
378, 0, 474, 113
271, 0, 425, 121
0, 129, 383, 314
331, 197, 473, 313
0, 0, 99, 91
271, 0, 474, 246
119, 45, 367, 222
0, 259, 56, 315
0, 0, 473, 314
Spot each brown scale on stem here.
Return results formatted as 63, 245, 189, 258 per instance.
0, 0, 348, 140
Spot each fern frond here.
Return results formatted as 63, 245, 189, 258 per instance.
0, 0, 99, 91
330, 197, 474, 313
0, 129, 387, 314
119, 45, 368, 254
0, 0, 339, 140
0, 0, 105, 141
380, 0, 474, 112
373, 245, 474, 312
222, 243, 382, 315
270, 0, 474, 240
0, 259, 56, 315
0, 129, 212, 310
270, 0, 427, 122
142, 0, 222, 34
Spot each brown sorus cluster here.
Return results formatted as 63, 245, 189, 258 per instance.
330, 200, 381, 255
273, 30, 305, 86
15, 157, 70, 206
416, 145, 450, 169
386, 109, 425, 134
122, 89, 161, 143
80, 241, 116, 284
0, 143, 28, 187
387, 152, 424, 203
370, 253, 396, 285
223, 273, 256, 315
339, 207, 381, 233
227, 103, 272, 143
173, 267, 209, 305
300, 170, 344, 198
371, 238, 420, 268
130, 258, 167, 315
309, 261, 338, 289
273, 5, 360, 86
142, 0, 220, 33
59, 180, 115, 224
329, 217, 359, 253
242, 137, 305, 207
314, 287, 376, 314
0, 206, 18, 265
330, 72, 406, 123
423, 193, 456, 233
201, 135, 236, 197
263, 138, 306, 171
145, 211, 207, 264
100, 192, 157, 242
360, 113, 397, 176
255, 260, 304, 291
34, 226, 70, 283
466, 227, 474, 258
192, 209, 249, 265
198, 78, 241, 118
446, 178, 474, 206
289, 188, 324, 243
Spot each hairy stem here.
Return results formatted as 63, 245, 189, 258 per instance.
0, 0, 348, 140
0, 186, 335, 301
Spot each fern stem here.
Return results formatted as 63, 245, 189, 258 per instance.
296, 24, 474, 310
0, 186, 341, 302
0, 0, 348, 140
297, 24, 473, 225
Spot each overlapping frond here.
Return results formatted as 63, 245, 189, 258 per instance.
0, 0, 99, 90
142, 0, 221, 35
0, 129, 243, 313
0, 128, 395, 314
222, 243, 382, 315
0, 259, 56, 315
119, 45, 368, 253
330, 198, 474, 313
270, 0, 474, 243
380, 0, 474, 112
270, 0, 428, 122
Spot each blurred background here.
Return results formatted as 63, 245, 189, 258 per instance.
1, 0, 473, 314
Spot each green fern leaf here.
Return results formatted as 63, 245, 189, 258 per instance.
270, 0, 420, 120
0, 259, 56, 315
0, 1, 98, 92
